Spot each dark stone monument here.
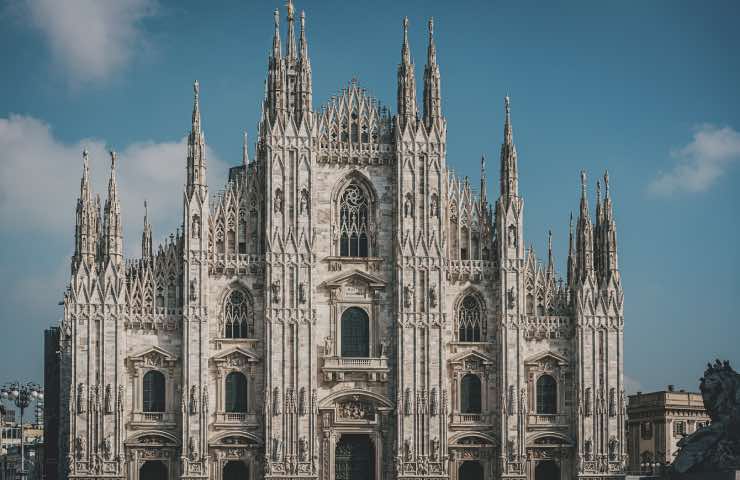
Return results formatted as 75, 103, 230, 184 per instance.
670, 359, 740, 480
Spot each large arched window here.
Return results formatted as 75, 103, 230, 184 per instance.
339, 182, 369, 257
341, 307, 369, 357
142, 371, 165, 412
458, 295, 482, 342
461, 374, 482, 414
536, 374, 557, 414
224, 290, 252, 339
225, 372, 248, 413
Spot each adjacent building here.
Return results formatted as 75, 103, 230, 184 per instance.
626, 387, 709, 473
46, 2, 626, 479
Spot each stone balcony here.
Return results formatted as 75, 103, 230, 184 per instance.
129, 411, 177, 428
322, 356, 389, 382
527, 413, 570, 429
213, 412, 261, 429
450, 412, 493, 428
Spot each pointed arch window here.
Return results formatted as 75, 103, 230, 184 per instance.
458, 295, 482, 342
536, 374, 557, 414
339, 182, 370, 257
225, 372, 248, 413
142, 371, 165, 412
224, 290, 252, 339
461, 374, 482, 413
341, 307, 369, 357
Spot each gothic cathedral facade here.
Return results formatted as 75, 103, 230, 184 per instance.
51, 3, 626, 480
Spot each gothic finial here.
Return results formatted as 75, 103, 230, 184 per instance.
580, 170, 587, 198
504, 95, 513, 144
192, 80, 201, 129
299, 10, 308, 58
596, 180, 601, 204
427, 17, 436, 64
272, 8, 281, 58
144, 200, 148, 222
604, 170, 610, 197
109, 150, 117, 171
242, 130, 249, 166
286, 0, 296, 59
548, 229, 554, 269
402, 17, 410, 63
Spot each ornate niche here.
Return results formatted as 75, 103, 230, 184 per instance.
319, 270, 389, 383
208, 433, 262, 479
211, 346, 261, 428
524, 351, 570, 429
448, 433, 498, 479
126, 347, 178, 427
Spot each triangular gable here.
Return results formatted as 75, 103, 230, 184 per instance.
320, 269, 386, 289
524, 351, 569, 368
127, 345, 178, 369
448, 349, 494, 365
212, 346, 261, 365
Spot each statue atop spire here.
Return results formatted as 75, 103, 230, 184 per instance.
242, 130, 250, 166
286, 0, 296, 60
423, 16, 441, 128
102, 150, 122, 265
397, 16, 417, 128
499, 96, 518, 200
187, 80, 207, 196
142, 200, 152, 259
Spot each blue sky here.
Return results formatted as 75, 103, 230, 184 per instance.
0, 0, 738, 395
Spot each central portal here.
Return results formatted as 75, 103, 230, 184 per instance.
335, 434, 374, 480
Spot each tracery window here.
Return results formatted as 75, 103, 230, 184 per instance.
341, 307, 369, 357
536, 374, 557, 414
142, 371, 165, 413
224, 290, 252, 339
339, 182, 369, 257
458, 295, 482, 342
461, 374, 482, 413
225, 372, 248, 413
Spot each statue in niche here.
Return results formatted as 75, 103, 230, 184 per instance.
299, 188, 309, 215
192, 215, 200, 238
430, 437, 440, 460
508, 385, 516, 416
77, 383, 86, 414
75, 436, 85, 460
507, 224, 517, 247
299, 437, 308, 462
429, 284, 437, 308
323, 336, 333, 356
608, 437, 619, 461
117, 385, 124, 412
403, 284, 414, 309
298, 282, 306, 304
584, 439, 593, 461
520, 387, 528, 415
273, 437, 283, 461
507, 288, 516, 310
190, 386, 198, 415
104, 384, 112, 414
430, 194, 439, 217
404, 439, 413, 461
404, 194, 413, 217
188, 436, 198, 461
585, 387, 592, 416
673, 359, 740, 474
379, 337, 389, 357
102, 436, 112, 460
189, 278, 197, 301
404, 388, 412, 416
298, 387, 307, 416
271, 279, 281, 303
274, 188, 283, 213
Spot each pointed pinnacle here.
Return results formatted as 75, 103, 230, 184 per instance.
243, 130, 249, 165
504, 96, 513, 144
580, 170, 587, 198
604, 170, 610, 197
402, 17, 410, 63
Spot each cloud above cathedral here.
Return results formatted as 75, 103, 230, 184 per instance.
24, 0, 158, 83
649, 124, 740, 196
0, 114, 228, 256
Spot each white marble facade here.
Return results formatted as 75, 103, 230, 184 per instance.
54, 3, 625, 480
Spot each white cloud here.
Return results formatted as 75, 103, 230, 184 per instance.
623, 374, 644, 395
649, 124, 740, 196
0, 114, 229, 257
26, 0, 157, 82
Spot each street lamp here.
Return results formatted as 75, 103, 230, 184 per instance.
1, 382, 43, 480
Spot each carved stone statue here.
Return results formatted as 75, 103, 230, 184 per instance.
429, 284, 437, 308
673, 359, 740, 474
102, 436, 112, 460
403, 284, 413, 309
104, 384, 113, 414
190, 386, 198, 415
271, 280, 281, 304
77, 383, 86, 414
299, 436, 308, 462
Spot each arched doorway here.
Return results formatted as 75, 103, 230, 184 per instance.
140, 460, 167, 480
458, 460, 483, 480
223, 460, 249, 480
335, 434, 374, 480
534, 460, 560, 480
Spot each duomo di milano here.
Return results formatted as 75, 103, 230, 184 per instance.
49, 2, 626, 480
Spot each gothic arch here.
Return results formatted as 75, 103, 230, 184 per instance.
126, 430, 180, 446
454, 289, 487, 342
448, 431, 498, 447
210, 431, 263, 446
526, 432, 573, 447
330, 171, 378, 257
218, 282, 255, 339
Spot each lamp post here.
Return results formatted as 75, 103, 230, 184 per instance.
1, 382, 43, 480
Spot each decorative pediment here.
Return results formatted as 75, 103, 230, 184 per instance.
127, 346, 178, 370
212, 346, 260, 369
524, 351, 569, 370
449, 349, 494, 370
320, 269, 386, 301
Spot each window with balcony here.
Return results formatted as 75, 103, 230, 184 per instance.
142, 371, 165, 413
536, 374, 557, 414
461, 374, 482, 414
341, 307, 369, 357
225, 372, 248, 413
